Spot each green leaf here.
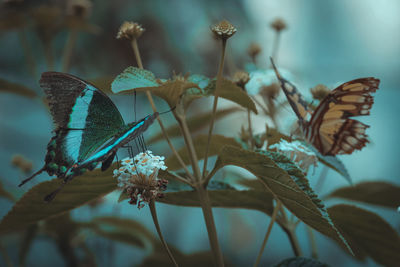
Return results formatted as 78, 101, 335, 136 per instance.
158, 189, 274, 216
274, 257, 330, 267
83, 217, 155, 250
204, 78, 257, 114
111, 67, 199, 107
0, 167, 117, 234
148, 107, 240, 144
0, 78, 37, 98
327, 181, 400, 209
210, 146, 352, 253
300, 141, 351, 183
165, 134, 241, 170
112, 67, 159, 91
142, 251, 216, 267
328, 204, 400, 267
90, 75, 114, 94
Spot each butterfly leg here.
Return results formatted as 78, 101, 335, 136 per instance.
18, 167, 45, 187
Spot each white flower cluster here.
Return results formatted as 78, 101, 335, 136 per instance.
113, 150, 168, 208
270, 139, 318, 174
113, 150, 167, 188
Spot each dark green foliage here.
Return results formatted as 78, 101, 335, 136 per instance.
274, 257, 330, 267
329, 204, 400, 267
328, 181, 400, 208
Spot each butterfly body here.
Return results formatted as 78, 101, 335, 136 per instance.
270, 59, 379, 156
19, 72, 158, 196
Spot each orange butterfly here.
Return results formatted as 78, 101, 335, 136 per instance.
270, 58, 380, 156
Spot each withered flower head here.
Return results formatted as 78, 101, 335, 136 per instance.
116, 21, 144, 40
270, 18, 287, 32
211, 20, 236, 40
233, 71, 250, 90
247, 43, 261, 59
260, 83, 280, 100
11, 154, 33, 174
310, 84, 330, 101
66, 0, 92, 19
114, 151, 168, 209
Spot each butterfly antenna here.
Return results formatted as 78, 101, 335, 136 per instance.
269, 57, 281, 79
18, 167, 45, 187
159, 106, 176, 116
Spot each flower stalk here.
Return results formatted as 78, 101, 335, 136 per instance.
18, 30, 37, 78
149, 200, 178, 267
202, 37, 227, 179
195, 184, 224, 267
253, 200, 282, 267
62, 29, 78, 72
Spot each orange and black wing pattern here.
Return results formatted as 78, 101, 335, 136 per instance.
270, 58, 311, 122
305, 78, 380, 155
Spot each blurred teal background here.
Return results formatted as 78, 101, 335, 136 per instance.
0, 0, 399, 266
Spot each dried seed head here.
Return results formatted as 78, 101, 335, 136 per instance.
233, 71, 250, 90
66, 0, 92, 19
310, 84, 330, 101
260, 83, 280, 100
270, 18, 287, 32
247, 43, 261, 59
211, 20, 237, 40
116, 21, 144, 40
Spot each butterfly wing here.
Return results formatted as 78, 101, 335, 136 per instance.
41, 72, 125, 174
305, 78, 380, 155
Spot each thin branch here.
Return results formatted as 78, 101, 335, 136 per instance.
253, 200, 282, 267
195, 184, 224, 267
202, 39, 227, 178
18, 30, 37, 78
174, 112, 202, 180
306, 226, 318, 259
62, 29, 78, 72
149, 200, 178, 267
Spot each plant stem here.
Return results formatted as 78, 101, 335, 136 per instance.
195, 184, 224, 267
247, 109, 254, 150
18, 30, 37, 78
43, 41, 54, 71
202, 39, 227, 179
271, 32, 281, 65
62, 29, 78, 72
306, 226, 318, 259
253, 200, 282, 267
283, 226, 302, 257
251, 96, 269, 116
130, 38, 195, 181
149, 200, 178, 267
0, 242, 13, 267
131, 38, 143, 69
174, 112, 201, 180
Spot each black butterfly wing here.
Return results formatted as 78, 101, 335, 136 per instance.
40, 72, 125, 175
